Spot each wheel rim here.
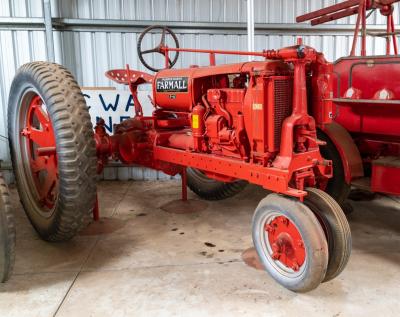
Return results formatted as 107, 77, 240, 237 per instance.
260, 212, 307, 277
19, 90, 58, 214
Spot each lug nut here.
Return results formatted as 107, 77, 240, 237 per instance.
280, 217, 289, 226
292, 261, 300, 271
272, 251, 281, 260
265, 224, 275, 233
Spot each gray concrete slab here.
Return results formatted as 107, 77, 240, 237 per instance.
0, 272, 77, 317
0, 180, 399, 317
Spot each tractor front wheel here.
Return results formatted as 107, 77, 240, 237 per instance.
8, 62, 97, 242
252, 194, 328, 292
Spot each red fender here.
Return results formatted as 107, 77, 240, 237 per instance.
320, 122, 364, 183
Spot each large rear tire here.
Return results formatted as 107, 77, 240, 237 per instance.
8, 62, 97, 242
304, 188, 351, 282
318, 129, 351, 206
252, 194, 328, 292
186, 168, 247, 201
0, 173, 15, 282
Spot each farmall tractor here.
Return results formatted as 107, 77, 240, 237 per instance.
7, 24, 352, 292
298, 0, 400, 203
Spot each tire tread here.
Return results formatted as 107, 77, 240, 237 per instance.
305, 188, 351, 282
0, 173, 15, 282
186, 168, 247, 201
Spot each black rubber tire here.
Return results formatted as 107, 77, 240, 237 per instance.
186, 168, 247, 201
8, 62, 97, 242
0, 173, 15, 282
304, 188, 352, 282
317, 129, 351, 206
252, 194, 328, 292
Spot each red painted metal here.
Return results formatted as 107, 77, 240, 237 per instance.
21, 94, 58, 209
98, 40, 334, 199
93, 193, 99, 221
266, 216, 306, 271
296, 0, 360, 23
371, 157, 400, 194
333, 56, 400, 138
321, 123, 364, 183
298, 0, 400, 56
298, 1, 400, 195
181, 168, 187, 201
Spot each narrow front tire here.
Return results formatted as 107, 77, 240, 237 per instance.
252, 194, 328, 292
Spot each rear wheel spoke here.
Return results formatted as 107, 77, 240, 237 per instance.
34, 106, 50, 126
41, 172, 57, 201
30, 157, 47, 173
29, 128, 51, 147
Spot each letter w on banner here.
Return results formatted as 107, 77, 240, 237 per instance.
82, 88, 153, 133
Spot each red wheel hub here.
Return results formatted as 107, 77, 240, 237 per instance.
21, 94, 58, 209
265, 216, 305, 271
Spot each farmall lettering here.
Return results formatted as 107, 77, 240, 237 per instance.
156, 77, 188, 92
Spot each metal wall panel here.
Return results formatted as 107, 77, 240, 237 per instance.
56, 0, 400, 24
0, 0, 43, 17
58, 0, 247, 22
0, 0, 398, 180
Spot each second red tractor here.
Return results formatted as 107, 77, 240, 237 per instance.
298, 0, 400, 202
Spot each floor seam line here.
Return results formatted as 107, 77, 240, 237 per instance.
10, 259, 247, 277
52, 238, 100, 317
80, 259, 245, 273
110, 182, 133, 218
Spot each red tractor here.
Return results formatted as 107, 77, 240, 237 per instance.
7, 26, 351, 292
298, 0, 400, 203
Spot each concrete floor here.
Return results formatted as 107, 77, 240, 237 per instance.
0, 180, 399, 317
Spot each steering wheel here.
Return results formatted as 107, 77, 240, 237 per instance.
137, 25, 180, 72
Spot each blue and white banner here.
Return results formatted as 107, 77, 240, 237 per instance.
82, 88, 153, 133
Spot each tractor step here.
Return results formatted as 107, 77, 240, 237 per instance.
351, 177, 371, 191
372, 156, 400, 168
371, 156, 400, 195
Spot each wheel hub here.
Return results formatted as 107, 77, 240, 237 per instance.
21, 94, 58, 209
265, 216, 305, 272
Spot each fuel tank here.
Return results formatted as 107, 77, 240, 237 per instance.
153, 67, 195, 112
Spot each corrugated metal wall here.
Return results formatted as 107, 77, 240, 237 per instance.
0, 0, 398, 180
